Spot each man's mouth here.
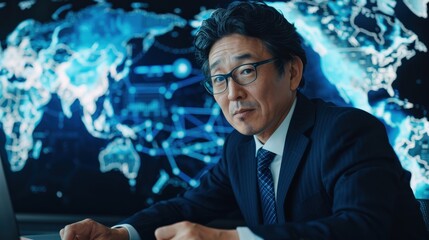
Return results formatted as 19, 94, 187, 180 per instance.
233, 108, 253, 116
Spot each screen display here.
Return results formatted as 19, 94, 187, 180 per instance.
0, 0, 428, 216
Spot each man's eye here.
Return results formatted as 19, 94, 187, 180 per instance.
239, 67, 255, 76
212, 76, 226, 84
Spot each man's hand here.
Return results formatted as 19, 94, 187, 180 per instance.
59, 218, 129, 240
154, 221, 238, 240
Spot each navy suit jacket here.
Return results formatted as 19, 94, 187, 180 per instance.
122, 93, 428, 239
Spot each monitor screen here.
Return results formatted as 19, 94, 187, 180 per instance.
0, 0, 428, 217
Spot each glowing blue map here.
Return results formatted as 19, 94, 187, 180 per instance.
0, 0, 428, 214
267, 0, 429, 197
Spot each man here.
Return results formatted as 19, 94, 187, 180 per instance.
60, 2, 428, 240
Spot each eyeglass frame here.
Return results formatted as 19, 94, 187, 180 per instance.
201, 58, 278, 95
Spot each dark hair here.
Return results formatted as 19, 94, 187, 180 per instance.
194, 1, 307, 87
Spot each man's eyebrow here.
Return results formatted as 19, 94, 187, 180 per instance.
235, 53, 253, 61
209, 53, 253, 73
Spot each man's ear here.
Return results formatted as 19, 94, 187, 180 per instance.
288, 56, 303, 90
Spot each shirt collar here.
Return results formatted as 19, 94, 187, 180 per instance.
254, 98, 297, 157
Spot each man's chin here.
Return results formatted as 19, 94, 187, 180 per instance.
234, 124, 258, 136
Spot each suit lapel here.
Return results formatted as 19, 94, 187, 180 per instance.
276, 93, 315, 223
237, 138, 261, 225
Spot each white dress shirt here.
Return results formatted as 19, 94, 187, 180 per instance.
116, 99, 297, 240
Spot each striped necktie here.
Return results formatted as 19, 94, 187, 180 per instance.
256, 148, 277, 224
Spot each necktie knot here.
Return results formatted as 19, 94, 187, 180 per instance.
257, 148, 276, 170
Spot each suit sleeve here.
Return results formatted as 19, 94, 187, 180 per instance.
250, 109, 423, 240
119, 133, 239, 239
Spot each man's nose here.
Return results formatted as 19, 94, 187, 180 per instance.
227, 78, 244, 100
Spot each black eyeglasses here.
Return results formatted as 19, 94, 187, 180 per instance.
202, 58, 277, 95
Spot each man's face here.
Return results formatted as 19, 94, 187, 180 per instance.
208, 34, 302, 143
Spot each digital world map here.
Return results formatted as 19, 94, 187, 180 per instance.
0, 0, 428, 214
